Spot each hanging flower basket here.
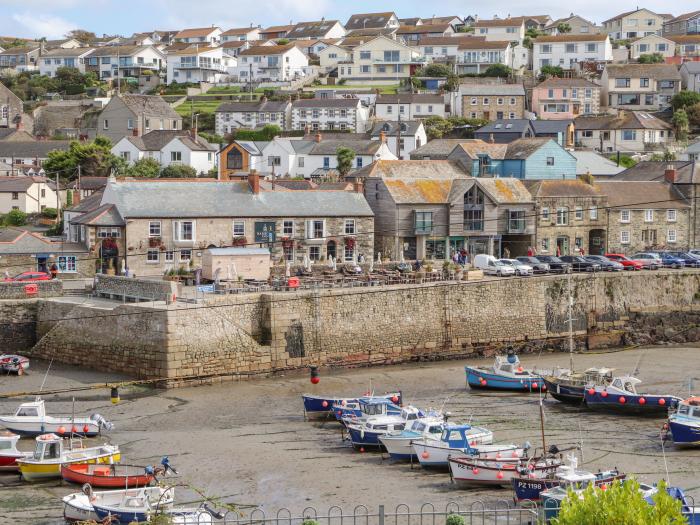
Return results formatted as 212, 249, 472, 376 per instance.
148, 237, 161, 247
282, 238, 294, 248
344, 237, 356, 249
232, 236, 247, 247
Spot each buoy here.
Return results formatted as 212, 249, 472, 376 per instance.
421, 451, 429, 459
310, 366, 320, 385
110, 386, 120, 405
497, 471, 504, 480
472, 468, 479, 475
391, 395, 399, 403
659, 398, 666, 406
471, 441, 476, 446
528, 464, 535, 470
517, 367, 523, 372
639, 397, 646, 405
341, 400, 346, 406
601, 484, 608, 491
588, 388, 596, 395
532, 382, 538, 389
83, 425, 89, 433
57, 426, 66, 434
619, 396, 626, 404
322, 401, 329, 408
480, 379, 487, 386
496, 452, 501, 459
601, 391, 608, 398
336, 411, 342, 417
71, 425, 78, 433
542, 384, 547, 391
511, 451, 519, 458
360, 447, 365, 453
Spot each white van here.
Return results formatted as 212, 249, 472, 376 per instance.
473, 254, 515, 276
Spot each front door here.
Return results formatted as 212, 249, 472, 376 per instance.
589, 229, 606, 255
36, 257, 48, 273
556, 236, 569, 256
483, 111, 490, 120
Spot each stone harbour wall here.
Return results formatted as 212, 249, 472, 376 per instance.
0, 300, 40, 353
0, 280, 62, 300
95, 275, 179, 303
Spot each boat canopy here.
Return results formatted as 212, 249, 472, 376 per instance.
440, 425, 475, 447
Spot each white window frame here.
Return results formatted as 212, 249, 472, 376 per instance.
149, 221, 161, 237
556, 207, 568, 226
590, 206, 598, 220
344, 219, 356, 235
620, 210, 630, 223
644, 209, 654, 223
233, 220, 245, 237
541, 207, 549, 221
164, 251, 175, 262
179, 249, 192, 262
147, 250, 160, 263
57, 255, 77, 273
173, 220, 195, 242
667, 209, 677, 222
667, 229, 677, 243
620, 231, 630, 244
575, 207, 583, 220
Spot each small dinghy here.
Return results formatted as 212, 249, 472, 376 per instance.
449, 454, 561, 487
63, 485, 174, 523
0, 398, 113, 437
466, 351, 545, 392
0, 354, 29, 375
665, 397, 700, 447
61, 456, 176, 488
584, 375, 681, 416
302, 391, 401, 419
0, 431, 31, 471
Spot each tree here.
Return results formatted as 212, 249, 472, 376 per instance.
43, 138, 125, 180
671, 90, 700, 111
482, 64, 511, 78
276, 38, 290, 45
672, 109, 690, 141
6, 209, 27, 226
65, 29, 96, 45
423, 116, 454, 139
540, 65, 565, 79
686, 102, 700, 127
160, 164, 197, 178
336, 147, 356, 178
552, 479, 684, 525
638, 53, 665, 64
126, 158, 161, 178
557, 23, 572, 34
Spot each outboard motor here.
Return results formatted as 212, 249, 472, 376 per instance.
90, 414, 114, 432
203, 505, 226, 520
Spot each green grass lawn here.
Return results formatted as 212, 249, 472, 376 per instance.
305, 83, 400, 94
175, 100, 223, 116
206, 86, 243, 94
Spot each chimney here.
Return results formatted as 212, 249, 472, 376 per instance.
379, 130, 386, 143
132, 127, 138, 136
353, 180, 364, 193
248, 170, 260, 194
73, 190, 81, 204
315, 132, 322, 143
489, 133, 495, 144
664, 164, 677, 184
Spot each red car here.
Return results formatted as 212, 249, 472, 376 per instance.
604, 254, 643, 271
4, 271, 52, 282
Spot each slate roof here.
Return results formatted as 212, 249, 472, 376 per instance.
505, 138, 553, 159
273, 179, 317, 190
0, 228, 87, 255
410, 139, 471, 159
345, 12, 396, 31
459, 83, 526, 96
344, 28, 397, 38
216, 100, 290, 113
259, 25, 295, 35
478, 178, 534, 203
0, 46, 39, 56
665, 10, 700, 23
376, 94, 445, 104
0, 176, 52, 193
352, 159, 467, 179
571, 151, 625, 176
41, 47, 94, 57
292, 98, 361, 108
575, 112, 672, 131
287, 21, 342, 39
451, 140, 508, 159
534, 34, 608, 42
477, 120, 532, 135
596, 181, 690, 209
221, 27, 258, 36
68, 190, 104, 212
125, 130, 215, 151
369, 120, 423, 137
119, 95, 180, 119
102, 180, 374, 218
70, 203, 126, 226
308, 139, 382, 156
238, 44, 297, 56
0, 141, 71, 158
531, 120, 572, 135
397, 24, 453, 34
687, 141, 700, 154
613, 161, 699, 184
66, 177, 108, 191
604, 64, 681, 80
525, 179, 604, 197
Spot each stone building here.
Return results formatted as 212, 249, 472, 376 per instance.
597, 180, 691, 254
459, 83, 526, 121
525, 179, 608, 256
65, 175, 374, 276
0, 82, 24, 129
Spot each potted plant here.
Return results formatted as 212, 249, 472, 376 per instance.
232, 236, 247, 247
148, 237, 161, 247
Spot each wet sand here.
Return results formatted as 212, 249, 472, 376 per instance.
0, 345, 699, 523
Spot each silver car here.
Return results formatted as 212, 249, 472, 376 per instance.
498, 258, 534, 276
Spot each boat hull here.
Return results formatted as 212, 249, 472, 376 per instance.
61, 463, 155, 488
449, 459, 528, 487
347, 426, 385, 448
19, 451, 121, 482
0, 452, 30, 471
584, 392, 676, 416
543, 378, 585, 404
0, 418, 101, 437
465, 367, 544, 392
93, 506, 148, 523
668, 419, 700, 446
512, 477, 559, 502
63, 493, 98, 523
302, 395, 346, 418
379, 434, 419, 460
412, 442, 520, 469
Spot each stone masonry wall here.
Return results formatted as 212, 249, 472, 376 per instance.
0, 300, 39, 352
0, 280, 62, 300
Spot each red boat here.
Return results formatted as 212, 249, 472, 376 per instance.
0, 431, 31, 471
60, 457, 176, 488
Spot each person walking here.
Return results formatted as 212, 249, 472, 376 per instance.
503, 247, 511, 259
527, 246, 534, 257
49, 263, 58, 279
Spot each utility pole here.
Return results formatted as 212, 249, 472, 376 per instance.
396, 96, 402, 159
55, 170, 60, 224
567, 271, 575, 372
249, 63, 253, 96
116, 46, 120, 95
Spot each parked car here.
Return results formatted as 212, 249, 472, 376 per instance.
604, 253, 643, 271
583, 255, 624, 272
473, 254, 515, 276
516, 256, 550, 274
498, 258, 533, 276
4, 271, 52, 282
649, 251, 686, 269
665, 251, 700, 268
559, 255, 601, 272
534, 255, 573, 274
630, 253, 661, 270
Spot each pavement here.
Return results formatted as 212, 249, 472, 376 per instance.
0, 346, 698, 523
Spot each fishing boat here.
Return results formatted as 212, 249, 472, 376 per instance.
335, 397, 403, 425
379, 417, 446, 460
511, 453, 624, 502
0, 398, 113, 437
543, 368, 615, 405
63, 485, 174, 523
665, 397, 700, 446
584, 376, 681, 416
0, 431, 31, 471
449, 453, 561, 487
465, 351, 545, 392
302, 391, 401, 419
18, 433, 120, 482
345, 406, 438, 449
61, 456, 175, 488
0, 354, 29, 375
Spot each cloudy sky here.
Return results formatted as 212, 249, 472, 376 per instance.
1, 1, 696, 40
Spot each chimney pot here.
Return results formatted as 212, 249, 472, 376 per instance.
353, 180, 364, 193
248, 170, 260, 194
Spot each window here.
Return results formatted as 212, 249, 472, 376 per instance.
360, 51, 371, 60
482, 97, 489, 105
541, 44, 552, 54
508, 210, 526, 232
415, 211, 433, 234
127, 118, 134, 130
590, 206, 598, 220
171, 151, 182, 162
546, 157, 554, 166
174, 221, 195, 241
667, 209, 677, 222
620, 210, 630, 223
11, 192, 18, 200
565, 44, 577, 53
640, 77, 649, 88
283, 244, 294, 262
233, 220, 245, 236
644, 209, 654, 222
103, 119, 109, 129
497, 98, 504, 105
323, 157, 330, 169
40, 189, 45, 197
541, 207, 550, 221
360, 65, 370, 73
309, 246, 321, 261
283, 220, 294, 236
585, 88, 592, 99
298, 157, 304, 168
57, 256, 77, 273
575, 206, 583, 220
620, 231, 630, 244
344, 244, 354, 262
306, 220, 325, 239
556, 207, 568, 225
164, 251, 174, 262
149, 221, 161, 237
510, 97, 516, 105
383, 50, 400, 62
268, 156, 281, 167
471, 97, 478, 105
585, 43, 597, 53
356, 157, 363, 168
464, 209, 483, 231
121, 151, 130, 162
622, 130, 637, 141
226, 148, 243, 170
97, 227, 121, 238
615, 78, 631, 88
179, 249, 192, 262
667, 229, 677, 243
147, 250, 160, 263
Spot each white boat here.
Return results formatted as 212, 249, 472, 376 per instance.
449, 454, 561, 487
345, 406, 438, 449
18, 433, 120, 482
0, 431, 31, 471
379, 417, 445, 460
63, 486, 174, 523
0, 398, 113, 437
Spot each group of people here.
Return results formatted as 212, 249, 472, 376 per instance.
451, 249, 470, 265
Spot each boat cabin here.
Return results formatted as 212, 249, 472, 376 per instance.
32, 434, 63, 461
14, 400, 46, 418
493, 354, 529, 375
410, 420, 444, 436
358, 398, 399, 416
399, 407, 423, 421
607, 376, 641, 394
0, 431, 20, 452
675, 397, 700, 419
439, 425, 477, 448
364, 419, 405, 432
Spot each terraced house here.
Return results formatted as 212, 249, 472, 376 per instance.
601, 64, 681, 111
574, 111, 673, 153
38, 48, 94, 76
531, 77, 601, 119
602, 8, 672, 40
214, 98, 292, 134
233, 44, 309, 82
290, 98, 369, 132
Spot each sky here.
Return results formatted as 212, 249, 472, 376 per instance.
1, 1, 698, 40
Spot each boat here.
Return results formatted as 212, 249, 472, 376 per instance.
17, 433, 120, 482
61, 456, 176, 488
302, 391, 401, 419
0, 398, 113, 437
543, 368, 615, 405
63, 485, 174, 523
449, 454, 561, 487
345, 406, 437, 449
465, 351, 545, 392
584, 376, 681, 416
511, 453, 624, 502
0, 354, 29, 375
665, 397, 700, 446
379, 417, 446, 460
335, 396, 403, 425
0, 431, 31, 471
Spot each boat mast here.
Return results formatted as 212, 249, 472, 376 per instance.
567, 272, 574, 373
539, 393, 546, 455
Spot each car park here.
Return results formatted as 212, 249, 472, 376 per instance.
559, 255, 601, 272
515, 256, 550, 274
583, 255, 624, 272
534, 256, 573, 274
498, 258, 533, 276
604, 253, 643, 271
4, 271, 52, 282
473, 254, 516, 277
630, 253, 662, 270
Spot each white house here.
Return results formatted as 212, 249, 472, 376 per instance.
337, 36, 426, 83
286, 20, 346, 41
375, 93, 447, 119
369, 120, 427, 160
318, 44, 352, 69
221, 27, 261, 42
629, 34, 675, 60
112, 130, 218, 175
680, 62, 700, 93
166, 46, 234, 84
602, 9, 670, 41
214, 99, 292, 134
413, 36, 480, 61
39, 48, 94, 77
85, 45, 166, 81
291, 98, 369, 132
532, 34, 613, 75
0, 176, 59, 214
473, 17, 526, 42
173, 27, 222, 45
457, 40, 530, 74
233, 44, 309, 82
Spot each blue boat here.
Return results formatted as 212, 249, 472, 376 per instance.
542, 368, 615, 405
334, 396, 402, 425
665, 397, 700, 446
584, 376, 681, 416
91, 486, 172, 523
302, 391, 401, 419
466, 351, 544, 392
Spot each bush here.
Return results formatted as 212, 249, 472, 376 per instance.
445, 514, 465, 525
483, 64, 511, 78
5, 209, 27, 226
638, 53, 665, 64
539, 65, 565, 79
41, 207, 58, 219
610, 154, 637, 168
126, 157, 161, 178
671, 90, 700, 111
160, 164, 198, 178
